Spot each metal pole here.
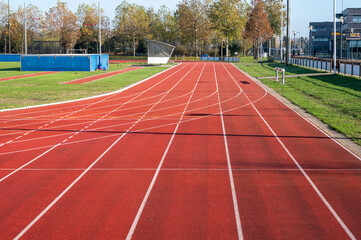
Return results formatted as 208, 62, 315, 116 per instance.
333, 0, 336, 74
99, 2, 101, 56
24, 3, 27, 55
340, 20, 343, 60
286, 0, 290, 66
8, 0, 10, 53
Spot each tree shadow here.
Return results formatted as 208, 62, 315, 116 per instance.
0, 67, 21, 71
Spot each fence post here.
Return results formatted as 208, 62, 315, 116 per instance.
282, 70, 285, 84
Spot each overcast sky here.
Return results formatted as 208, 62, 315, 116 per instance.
6, 0, 361, 38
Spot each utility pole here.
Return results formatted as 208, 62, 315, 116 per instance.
24, 3, 27, 55
8, 0, 10, 53
286, 0, 290, 66
333, 0, 336, 74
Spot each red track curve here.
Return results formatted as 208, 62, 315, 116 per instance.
0, 72, 57, 82
0, 62, 359, 239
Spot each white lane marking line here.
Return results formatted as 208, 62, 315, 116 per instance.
1, 168, 359, 171
126, 63, 206, 240
223, 63, 357, 240
232, 64, 361, 161
213, 63, 244, 240
13, 63, 200, 240
0, 64, 193, 183
0, 64, 189, 139
0, 90, 267, 157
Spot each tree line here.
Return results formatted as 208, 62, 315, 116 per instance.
0, 0, 285, 59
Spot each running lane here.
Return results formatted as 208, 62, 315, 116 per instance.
0, 62, 359, 239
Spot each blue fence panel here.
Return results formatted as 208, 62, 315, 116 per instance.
21, 55, 91, 71
0, 54, 21, 62
20, 54, 109, 71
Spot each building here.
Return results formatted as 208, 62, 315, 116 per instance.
308, 22, 341, 58
337, 8, 361, 60
309, 8, 361, 60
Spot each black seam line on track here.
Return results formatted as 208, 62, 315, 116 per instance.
0, 127, 357, 141
0, 64, 188, 125
12, 63, 202, 240
223, 63, 358, 240
0, 64, 197, 184
0, 63, 182, 114
0, 88, 267, 156
125, 63, 207, 240
0, 168, 360, 171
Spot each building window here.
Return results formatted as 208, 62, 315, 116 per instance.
313, 37, 329, 42
312, 27, 327, 32
350, 40, 361, 48
351, 16, 361, 22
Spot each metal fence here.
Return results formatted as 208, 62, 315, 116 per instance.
290, 56, 361, 78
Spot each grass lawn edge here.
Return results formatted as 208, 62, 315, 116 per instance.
0, 64, 178, 113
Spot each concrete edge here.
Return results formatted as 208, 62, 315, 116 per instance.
0, 63, 180, 113
232, 63, 361, 159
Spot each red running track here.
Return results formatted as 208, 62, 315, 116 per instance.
61, 67, 143, 84
0, 72, 57, 82
0, 62, 360, 240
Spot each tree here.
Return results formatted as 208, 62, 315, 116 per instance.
149, 5, 179, 44
0, 0, 9, 52
114, 0, 151, 56
76, 3, 110, 53
245, 0, 272, 59
209, 0, 247, 57
42, 1, 79, 50
177, 0, 211, 57
264, 0, 284, 55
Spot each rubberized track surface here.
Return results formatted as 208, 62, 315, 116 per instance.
61, 67, 143, 84
0, 62, 360, 239
0, 72, 57, 82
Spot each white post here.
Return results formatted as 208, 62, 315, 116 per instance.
333, 0, 336, 74
282, 70, 285, 84
276, 69, 279, 82
98, 2, 101, 56
24, 3, 27, 55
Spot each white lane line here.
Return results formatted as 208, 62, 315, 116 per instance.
1, 168, 359, 171
125, 63, 206, 240
0, 64, 190, 138
232, 64, 361, 161
0, 64, 194, 183
0, 64, 180, 115
13, 63, 200, 240
0, 90, 268, 158
223, 63, 357, 240
213, 63, 244, 240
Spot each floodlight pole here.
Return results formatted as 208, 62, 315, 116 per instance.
286, 0, 290, 66
333, 0, 336, 74
98, 2, 101, 56
24, 3, 27, 55
8, 0, 10, 53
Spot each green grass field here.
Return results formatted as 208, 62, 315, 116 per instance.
236, 57, 361, 145
0, 62, 168, 110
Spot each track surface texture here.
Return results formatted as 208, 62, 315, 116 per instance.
0, 62, 360, 240
61, 67, 143, 84
0, 72, 57, 82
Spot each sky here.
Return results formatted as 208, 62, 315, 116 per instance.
6, 0, 361, 38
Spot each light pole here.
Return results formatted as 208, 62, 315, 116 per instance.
333, 0, 336, 74
340, 16, 344, 59
8, 0, 10, 53
309, 25, 313, 57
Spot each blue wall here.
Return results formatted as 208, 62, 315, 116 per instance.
0, 54, 21, 62
20, 54, 109, 71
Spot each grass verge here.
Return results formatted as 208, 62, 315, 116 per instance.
0, 63, 169, 110
236, 57, 361, 145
